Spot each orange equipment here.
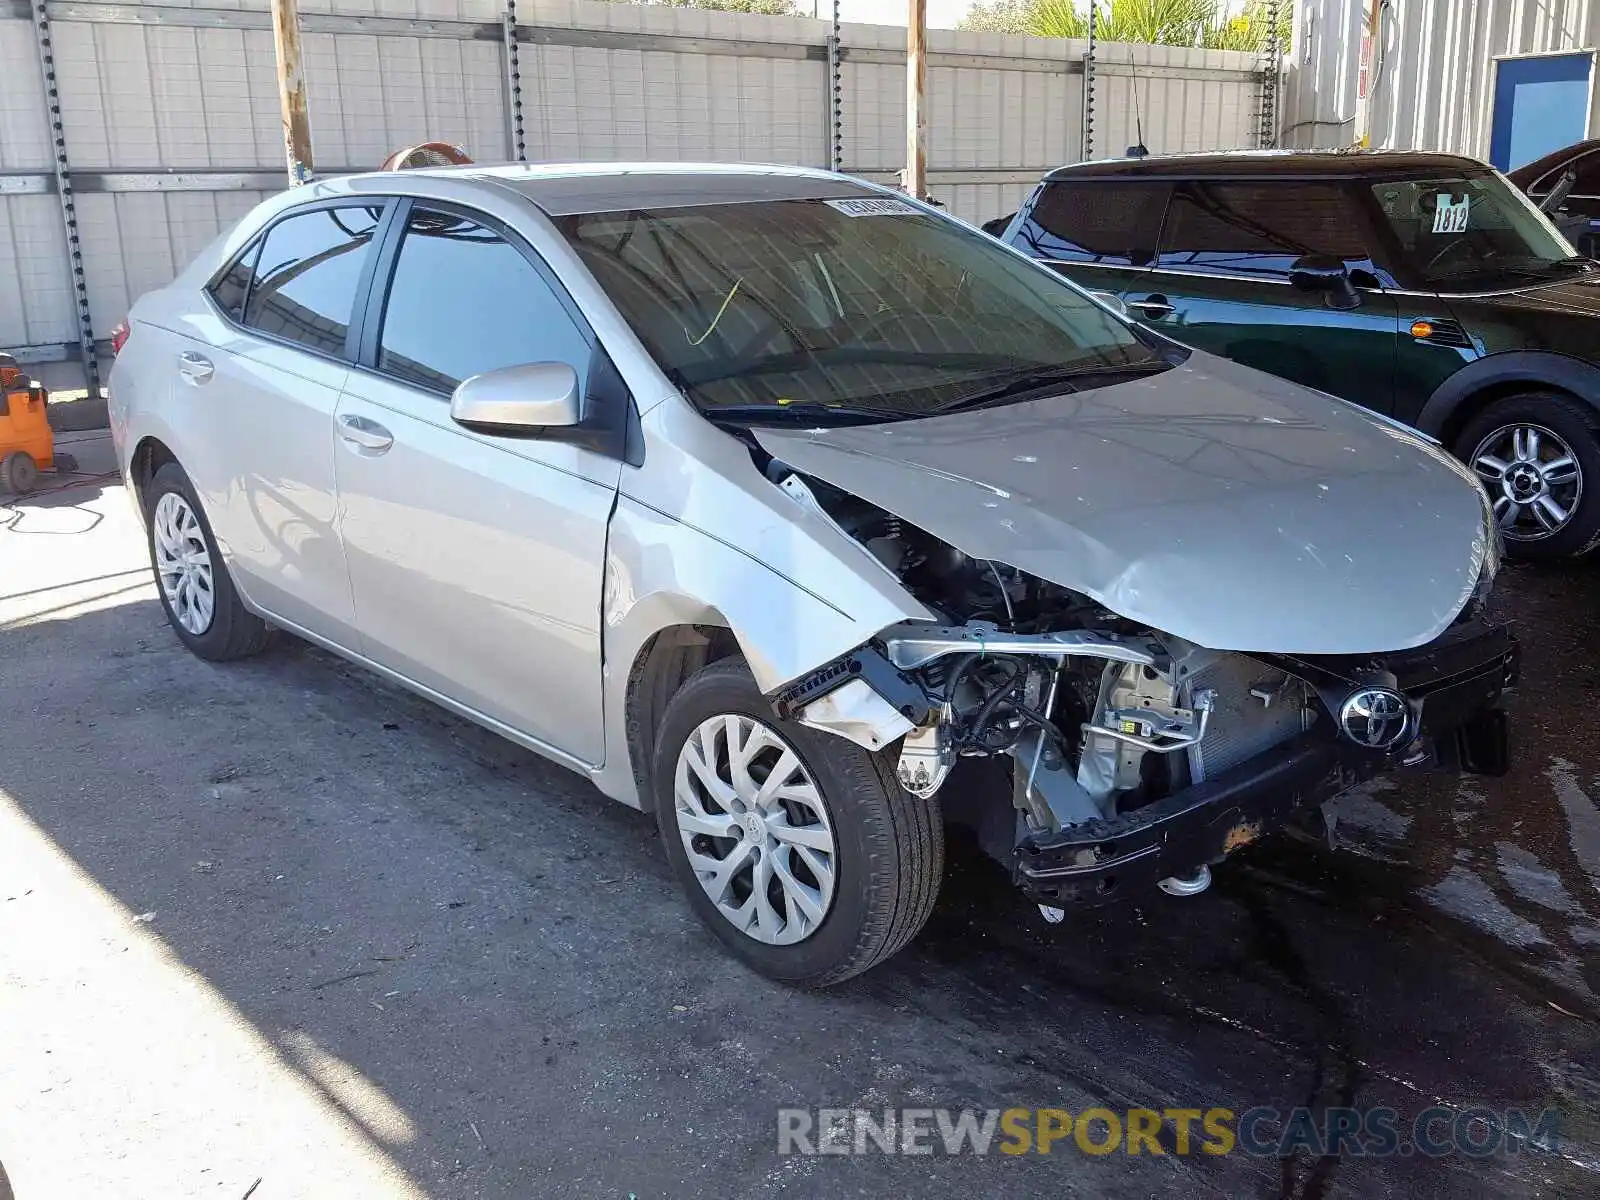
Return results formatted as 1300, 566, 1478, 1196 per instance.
0, 352, 54, 494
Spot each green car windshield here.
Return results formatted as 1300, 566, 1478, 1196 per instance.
558, 196, 1168, 421
1372, 170, 1585, 290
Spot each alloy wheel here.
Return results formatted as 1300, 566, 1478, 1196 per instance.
1470, 422, 1583, 541
672, 714, 837, 946
152, 491, 216, 635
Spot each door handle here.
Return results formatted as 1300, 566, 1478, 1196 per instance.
1127, 295, 1174, 320
338, 414, 394, 454
177, 351, 214, 384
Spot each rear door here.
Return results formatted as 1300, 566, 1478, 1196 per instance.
181, 200, 389, 646
1127, 179, 1403, 412
333, 202, 622, 765
1005, 179, 1171, 313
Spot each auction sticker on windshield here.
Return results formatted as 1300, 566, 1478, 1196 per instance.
825, 197, 921, 217
1433, 193, 1470, 234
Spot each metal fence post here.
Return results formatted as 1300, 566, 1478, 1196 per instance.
504, 0, 527, 162
1080, 2, 1097, 161
1257, 0, 1284, 149
826, 0, 842, 171
28, 0, 98, 393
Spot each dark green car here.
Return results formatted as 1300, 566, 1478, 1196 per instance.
1002, 151, 1600, 559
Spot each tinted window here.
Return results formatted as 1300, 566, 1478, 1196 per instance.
1530, 149, 1600, 199
210, 238, 260, 320
1009, 181, 1169, 266
1159, 181, 1374, 281
1570, 151, 1600, 197
243, 206, 382, 355
378, 208, 590, 394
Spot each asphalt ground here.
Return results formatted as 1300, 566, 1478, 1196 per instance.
2, 441, 1597, 1198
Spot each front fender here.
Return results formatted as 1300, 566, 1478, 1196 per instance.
587, 495, 928, 808
1416, 350, 1600, 439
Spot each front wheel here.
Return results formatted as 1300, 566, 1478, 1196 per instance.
652, 658, 942, 986
1456, 392, 1600, 560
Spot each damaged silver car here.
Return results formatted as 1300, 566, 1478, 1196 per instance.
110, 164, 1517, 987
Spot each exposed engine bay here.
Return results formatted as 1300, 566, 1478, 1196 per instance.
768, 468, 1516, 905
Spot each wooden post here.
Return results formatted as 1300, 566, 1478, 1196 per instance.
905, 0, 927, 200
271, 0, 314, 185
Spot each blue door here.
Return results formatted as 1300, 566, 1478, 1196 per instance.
1490, 52, 1593, 172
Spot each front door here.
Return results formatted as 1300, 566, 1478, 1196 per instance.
334, 204, 620, 765
1125, 179, 1402, 412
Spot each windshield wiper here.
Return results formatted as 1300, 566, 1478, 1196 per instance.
930, 359, 1173, 414
680, 347, 1035, 387
700, 402, 907, 428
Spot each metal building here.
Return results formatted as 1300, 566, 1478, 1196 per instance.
1284, 0, 1600, 167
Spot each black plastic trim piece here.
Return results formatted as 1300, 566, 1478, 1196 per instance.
770, 645, 933, 727
1415, 350, 1600, 438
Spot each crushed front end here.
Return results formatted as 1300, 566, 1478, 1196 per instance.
765, 490, 1517, 908
759, 467, 1516, 908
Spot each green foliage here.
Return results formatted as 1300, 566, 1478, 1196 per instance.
958, 0, 1282, 52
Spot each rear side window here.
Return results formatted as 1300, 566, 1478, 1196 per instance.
1158, 181, 1373, 281
377, 207, 590, 394
1009, 181, 1170, 266
209, 238, 259, 320
241, 205, 383, 356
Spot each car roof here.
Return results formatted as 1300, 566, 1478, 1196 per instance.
1506, 139, 1600, 187
322, 161, 882, 215
1042, 149, 1495, 182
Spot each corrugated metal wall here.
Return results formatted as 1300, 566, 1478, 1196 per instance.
1285, 0, 1600, 155
0, 0, 1264, 381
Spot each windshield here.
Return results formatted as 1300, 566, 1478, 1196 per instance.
1372, 170, 1584, 290
558, 196, 1167, 422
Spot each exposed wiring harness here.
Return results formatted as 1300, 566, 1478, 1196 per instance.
943, 653, 1062, 755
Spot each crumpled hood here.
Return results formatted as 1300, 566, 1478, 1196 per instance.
756, 351, 1493, 655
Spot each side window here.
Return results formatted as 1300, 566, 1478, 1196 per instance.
1009, 181, 1170, 266
1158, 182, 1377, 281
1530, 151, 1600, 201
242, 205, 382, 356
378, 207, 591, 394
209, 238, 260, 320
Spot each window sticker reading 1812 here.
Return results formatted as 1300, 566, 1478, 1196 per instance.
1433, 193, 1470, 234
825, 197, 921, 217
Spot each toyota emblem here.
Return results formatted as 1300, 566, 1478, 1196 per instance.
1338, 688, 1413, 750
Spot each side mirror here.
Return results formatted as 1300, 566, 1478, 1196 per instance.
450, 362, 581, 433
1289, 254, 1361, 311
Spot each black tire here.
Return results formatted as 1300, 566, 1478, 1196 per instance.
144, 461, 272, 661
652, 658, 942, 987
0, 451, 37, 494
1454, 392, 1600, 560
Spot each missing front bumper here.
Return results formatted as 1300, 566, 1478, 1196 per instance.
1016, 622, 1519, 907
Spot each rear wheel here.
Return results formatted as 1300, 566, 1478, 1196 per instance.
144, 461, 272, 660
1456, 392, 1600, 559
652, 658, 942, 986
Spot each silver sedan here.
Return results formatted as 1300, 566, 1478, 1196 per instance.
109, 163, 1516, 985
